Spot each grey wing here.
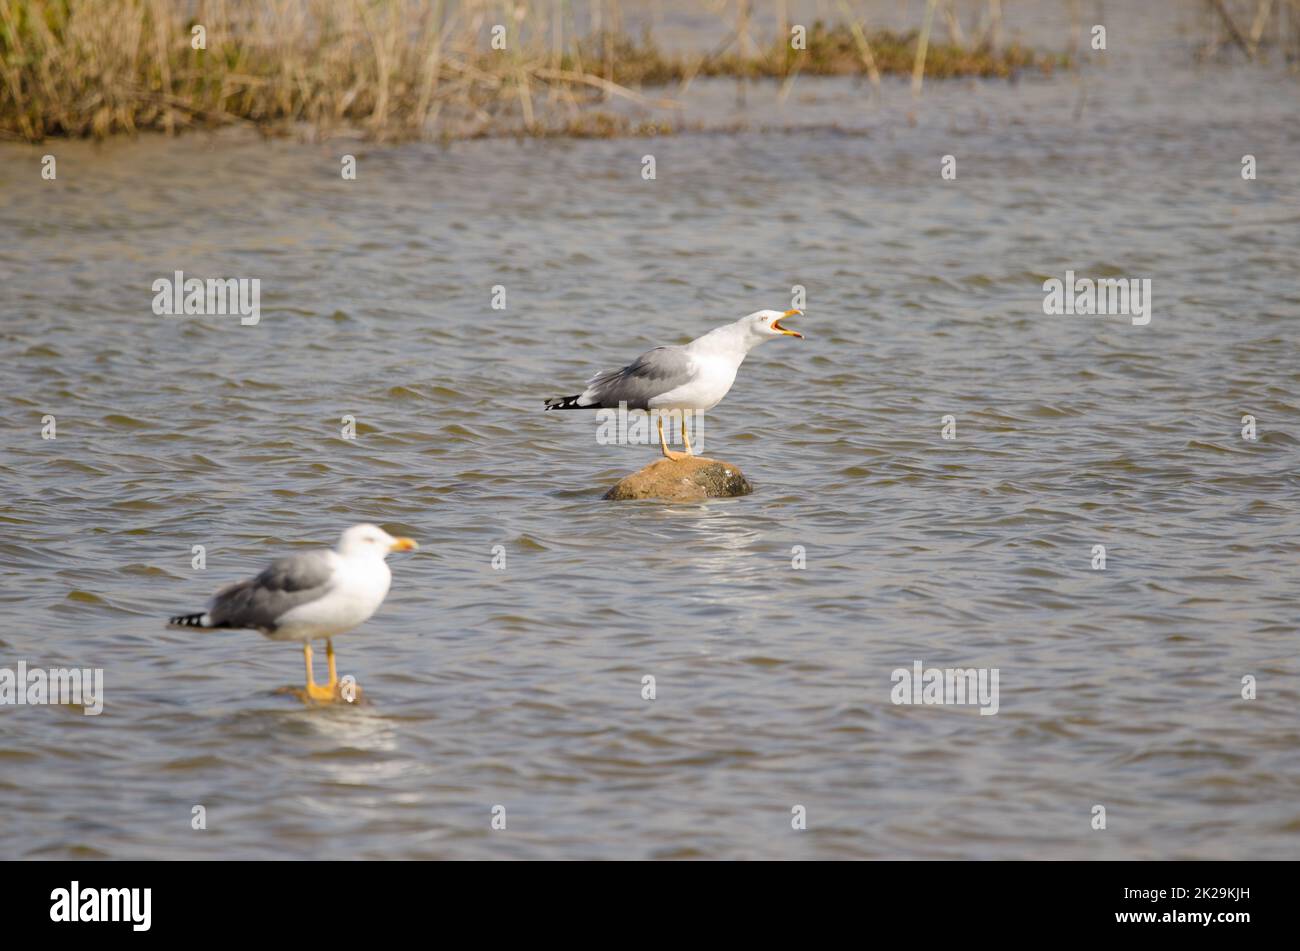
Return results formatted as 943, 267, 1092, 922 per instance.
584, 346, 695, 410
207, 549, 337, 632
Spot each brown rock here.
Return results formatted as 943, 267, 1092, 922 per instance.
277, 680, 366, 706
603, 456, 754, 501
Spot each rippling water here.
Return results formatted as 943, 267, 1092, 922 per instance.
1, 3, 1298, 859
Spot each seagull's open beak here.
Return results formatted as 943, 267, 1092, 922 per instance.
389, 537, 418, 552
771, 309, 804, 338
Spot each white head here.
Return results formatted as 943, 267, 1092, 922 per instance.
738, 309, 804, 345
337, 523, 418, 559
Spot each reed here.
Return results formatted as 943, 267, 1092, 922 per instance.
1201, 0, 1300, 63
0, 0, 1062, 143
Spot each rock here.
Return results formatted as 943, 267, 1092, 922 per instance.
278, 680, 365, 705
603, 456, 754, 501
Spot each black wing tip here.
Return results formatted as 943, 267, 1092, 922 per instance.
544, 394, 588, 411
167, 612, 211, 628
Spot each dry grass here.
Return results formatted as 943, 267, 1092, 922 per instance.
589, 22, 1057, 85
0, 0, 1063, 143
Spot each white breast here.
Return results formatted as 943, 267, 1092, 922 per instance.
272, 554, 392, 641
648, 352, 740, 411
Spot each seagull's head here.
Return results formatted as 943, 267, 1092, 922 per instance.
743, 309, 803, 343
338, 524, 419, 559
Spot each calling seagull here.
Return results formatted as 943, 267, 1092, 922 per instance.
545, 309, 804, 457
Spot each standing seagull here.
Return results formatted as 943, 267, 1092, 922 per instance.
544, 309, 803, 458
168, 524, 417, 702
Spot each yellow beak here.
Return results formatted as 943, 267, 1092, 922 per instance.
772, 308, 804, 338
389, 537, 418, 552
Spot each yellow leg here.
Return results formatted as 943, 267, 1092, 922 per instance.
326, 639, 338, 689
680, 414, 694, 456
302, 643, 336, 702
657, 414, 687, 461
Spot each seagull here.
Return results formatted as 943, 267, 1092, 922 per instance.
168, 524, 417, 702
544, 309, 803, 458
